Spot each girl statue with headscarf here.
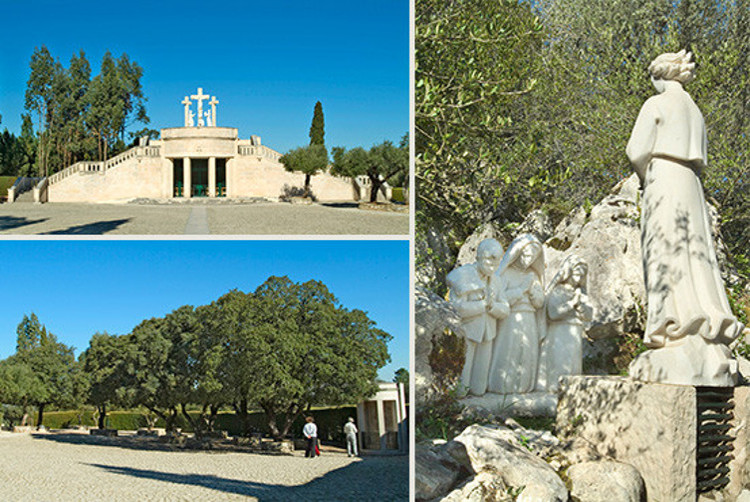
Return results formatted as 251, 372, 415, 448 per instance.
488, 233, 545, 394
626, 50, 743, 386
537, 255, 593, 391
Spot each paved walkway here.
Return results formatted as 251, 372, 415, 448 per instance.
0, 202, 409, 235
0, 432, 408, 501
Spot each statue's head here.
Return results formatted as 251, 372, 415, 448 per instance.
519, 241, 542, 270
476, 238, 503, 276
648, 49, 695, 89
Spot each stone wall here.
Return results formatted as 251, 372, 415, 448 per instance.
557, 376, 697, 501
48, 156, 167, 202
229, 157, 356, 201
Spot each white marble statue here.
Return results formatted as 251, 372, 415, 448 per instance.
447, 239, 509, 396
188, 110, 195, 127
205, 110, 212, 127
626, 50, 744, 386
488, 233, 545, 394
537, 255, 593, 391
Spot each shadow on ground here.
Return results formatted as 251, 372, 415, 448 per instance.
319, 202, 359, 209
42, 218, 131, 234
32, 433, 178, 452
85, 457, 408, 501
0, 216, 48, 231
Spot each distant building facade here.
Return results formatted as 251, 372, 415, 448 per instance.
42, 88, 369, 203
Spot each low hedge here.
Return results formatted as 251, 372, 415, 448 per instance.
42, 406, 358, 443
0, 176, 17, 200
391, 187, 406, 203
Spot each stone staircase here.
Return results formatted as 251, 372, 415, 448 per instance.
15, 190, 34, 203
48, 145, 160, 186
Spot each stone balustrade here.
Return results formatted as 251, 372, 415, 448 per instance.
48, 145, 162, 185
238, 144, 281, 162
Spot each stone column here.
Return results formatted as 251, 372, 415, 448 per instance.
377, 398, 387, 451
183, 157, 191, 198
356, 403, 366, 450
208, 157, 216, 197
397, 383, 407, 452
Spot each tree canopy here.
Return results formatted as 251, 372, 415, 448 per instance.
280, 144, 329, 198
416, 0, 749, 290
0, 278, 392, 439
2, 46, 151, 177
331, 137, 409, 203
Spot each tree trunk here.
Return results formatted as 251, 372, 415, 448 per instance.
37, 403, 45, 429
181, 403, 201, 438
279, 403, 302, 440
304, 174, 311, 198
98, 404, 107, 430
369, 175, 383, 203
234, 399, 253, 436
262, 403, 281, 440
208, 404, 220, 432
165, 408, 179, 432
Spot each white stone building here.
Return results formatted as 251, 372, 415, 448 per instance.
356, 382, 408, 452
39, 88, 371, 203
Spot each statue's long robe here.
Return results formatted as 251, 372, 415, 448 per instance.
626, 85, 743, 347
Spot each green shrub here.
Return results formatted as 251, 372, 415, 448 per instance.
0, 176, 17, 200
41, 406, 358, 443
391, 187, 406, 203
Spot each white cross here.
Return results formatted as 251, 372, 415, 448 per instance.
209, 96, 219, 127
181, 96, 191, 127
190, 87, 210, 127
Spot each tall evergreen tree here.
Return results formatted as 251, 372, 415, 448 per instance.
24, 46, 58, 177
309, 101, 325, 146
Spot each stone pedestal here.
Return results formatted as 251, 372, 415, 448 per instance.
460, 391, 557, 417
557, 376, 749, 502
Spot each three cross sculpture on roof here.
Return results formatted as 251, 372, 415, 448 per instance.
182, 88, 219, 128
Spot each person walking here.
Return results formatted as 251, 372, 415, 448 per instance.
303, 416, 318, 458
343, 417, 358, 457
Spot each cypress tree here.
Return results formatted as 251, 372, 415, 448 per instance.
309, 101, 325, 146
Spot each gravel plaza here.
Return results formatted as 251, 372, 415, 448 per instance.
0, 431, 408, 501
0, 201, 409, 235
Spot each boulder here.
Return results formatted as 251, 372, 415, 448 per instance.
516, 209, 554, 243
441, 472, 512, 502
415, 441, 464, 501
416, 224, 454, 291
567, 461, 646, 502
543, 174, 644, 343
415, 286, 463, 406
446, 424, 568, 502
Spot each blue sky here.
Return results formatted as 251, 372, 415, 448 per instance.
0, 240, 409, 381
0, 0, 409, 154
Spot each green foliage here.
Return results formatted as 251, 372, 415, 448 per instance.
415, 388, 469, 441
416, 0, 749, 284
22, 46, 149, 175
393, 367, 410, 403
331, 139, 409, 203
0, 176, 16, 198
213, 277, 391, 439
66, 277, 391, 440
416, 0, 545, 238
391, 187, 406, 203
280, 144, 329, 196
309, 101, 325, 146
8, 313, 82, 425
